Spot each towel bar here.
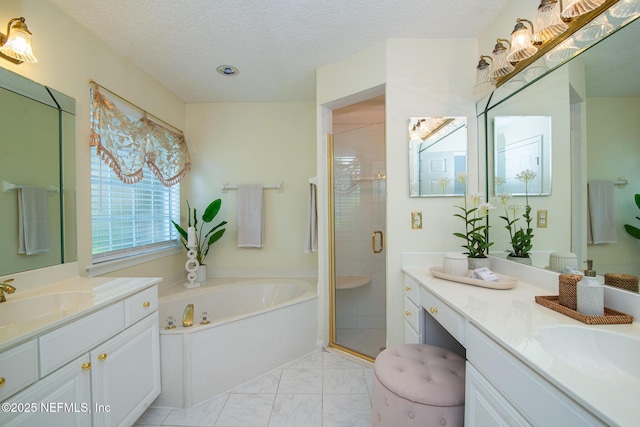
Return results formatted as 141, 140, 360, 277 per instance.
221, 181, 283, 193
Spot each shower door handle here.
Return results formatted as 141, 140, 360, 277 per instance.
371, 230, 384, 254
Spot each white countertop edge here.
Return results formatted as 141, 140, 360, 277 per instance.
0, 276, 161, 352
402, 265, 639, 427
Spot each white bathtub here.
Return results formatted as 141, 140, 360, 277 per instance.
154, 278, 318, 408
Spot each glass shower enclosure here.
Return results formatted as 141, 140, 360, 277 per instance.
330, 121, 386, 360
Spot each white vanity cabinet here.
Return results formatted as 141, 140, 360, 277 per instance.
0, 283, 160, 427
403, 275, 422, 343
402, 270, 611, 427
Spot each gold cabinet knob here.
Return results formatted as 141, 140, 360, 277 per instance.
81, 362, 91, 371
142, 301, 150, 308
430, 307, 439, 314
405, 311, 412, 317
0, 377, 5, 388
98, 353, 108, 361
405, 286, 412, 292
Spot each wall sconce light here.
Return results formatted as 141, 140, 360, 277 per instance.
490, 39, 515, 80
473, 56, 494, 96
507, 19, 538, 62
533, 0, 569, 43
562, 0, 606, 19
0, 17, 37, 64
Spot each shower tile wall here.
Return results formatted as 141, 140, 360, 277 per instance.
334, 123, 386, 356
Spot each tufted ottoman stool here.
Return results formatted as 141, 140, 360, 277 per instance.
372, 344, 465, 427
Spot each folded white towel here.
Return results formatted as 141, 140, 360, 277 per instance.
304, 183, 318, 253
471, 267, 499, 282
18, 186, 50, 255
587, 180, 617, 244
237, 185, 264, 248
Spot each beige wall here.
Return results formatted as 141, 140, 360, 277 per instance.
185, 102, 317, 276
1, 0, 185, 281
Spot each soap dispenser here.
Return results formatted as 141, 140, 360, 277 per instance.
576, 260, 604, 316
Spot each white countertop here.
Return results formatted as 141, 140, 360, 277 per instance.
0, 276, 160, 352
403, 265, 640, 427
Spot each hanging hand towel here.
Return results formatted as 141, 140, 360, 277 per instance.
18, 186, 50, 255
587, 180, 617, 244
305, 182, 318, 253
237, 185, 264, 248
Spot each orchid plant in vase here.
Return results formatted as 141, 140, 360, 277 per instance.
453, 172, 494, 262
495, 169, 536, 262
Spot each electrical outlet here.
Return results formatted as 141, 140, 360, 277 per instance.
537, 210, 548, 228
411, 211, 422, 229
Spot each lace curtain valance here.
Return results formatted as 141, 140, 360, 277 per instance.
89, 83, 191, 187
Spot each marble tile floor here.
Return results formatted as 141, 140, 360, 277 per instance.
135, 349, 374, 427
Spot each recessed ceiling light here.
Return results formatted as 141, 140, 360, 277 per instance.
217, 65, 239, 76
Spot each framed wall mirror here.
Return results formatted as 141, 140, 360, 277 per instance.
0, 68, 77, 276
409, 116, 467, 197
479, 8, 640, 291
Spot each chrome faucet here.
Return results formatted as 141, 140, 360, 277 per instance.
0, 279, 16, 302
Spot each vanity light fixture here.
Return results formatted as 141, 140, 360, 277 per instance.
609, 0, 640, 19
575, 13, 613, 42
562, 0, 607, 18
490, 39, 515, 80
473, 55, 494, 96
0, 17, 37, 64
533, 0, 569, 43
507, 19, 538, 62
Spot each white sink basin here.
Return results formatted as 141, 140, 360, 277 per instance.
534, 325, 640, 381
0, 291, 94, 327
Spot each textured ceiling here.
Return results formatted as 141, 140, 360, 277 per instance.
49, 0, 509, 103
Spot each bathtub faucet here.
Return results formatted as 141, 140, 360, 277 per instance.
0, 279, 16, 302
183, 303, 194, 327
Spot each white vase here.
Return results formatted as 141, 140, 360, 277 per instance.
467, 257, 490, 270
443, 253, 469, 276
507, 255, 532, 266
196, 265, 207, 282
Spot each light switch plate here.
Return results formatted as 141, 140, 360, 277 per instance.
537, 210, 548, 228
411, 211, 422, 229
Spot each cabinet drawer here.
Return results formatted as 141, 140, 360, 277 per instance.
39, 302, 125, 376
125, 285, 158, 327
0, 340, 38, 401
403, 276, 420, 304
467, 324, 606, 426
420, 287, 465, 345
404, 321, 420, 344
404, 296, 420, 332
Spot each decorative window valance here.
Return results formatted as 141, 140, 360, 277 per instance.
89, 82, 191, 187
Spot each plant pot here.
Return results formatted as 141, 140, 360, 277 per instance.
507, 255, 532, 266
467, 257, 490, 270
196, 265, 207, 282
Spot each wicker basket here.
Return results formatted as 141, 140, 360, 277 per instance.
604, 273, 639, 292
535, 295, 633, 325
558, 274, 582, 310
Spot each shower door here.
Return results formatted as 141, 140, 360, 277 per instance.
330, 122, 386, 360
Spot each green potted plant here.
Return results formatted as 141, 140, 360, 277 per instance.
624, 194, 640, 240
495, 169, 536, 264
453, 172, 494, 269
172, 199, 227, 280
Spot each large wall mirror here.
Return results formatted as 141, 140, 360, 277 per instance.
480, 9, 640, 291
409, 117, 467, 197
0, 68, 77, 276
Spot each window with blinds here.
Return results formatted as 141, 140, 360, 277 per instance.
90, 146, 180, 263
